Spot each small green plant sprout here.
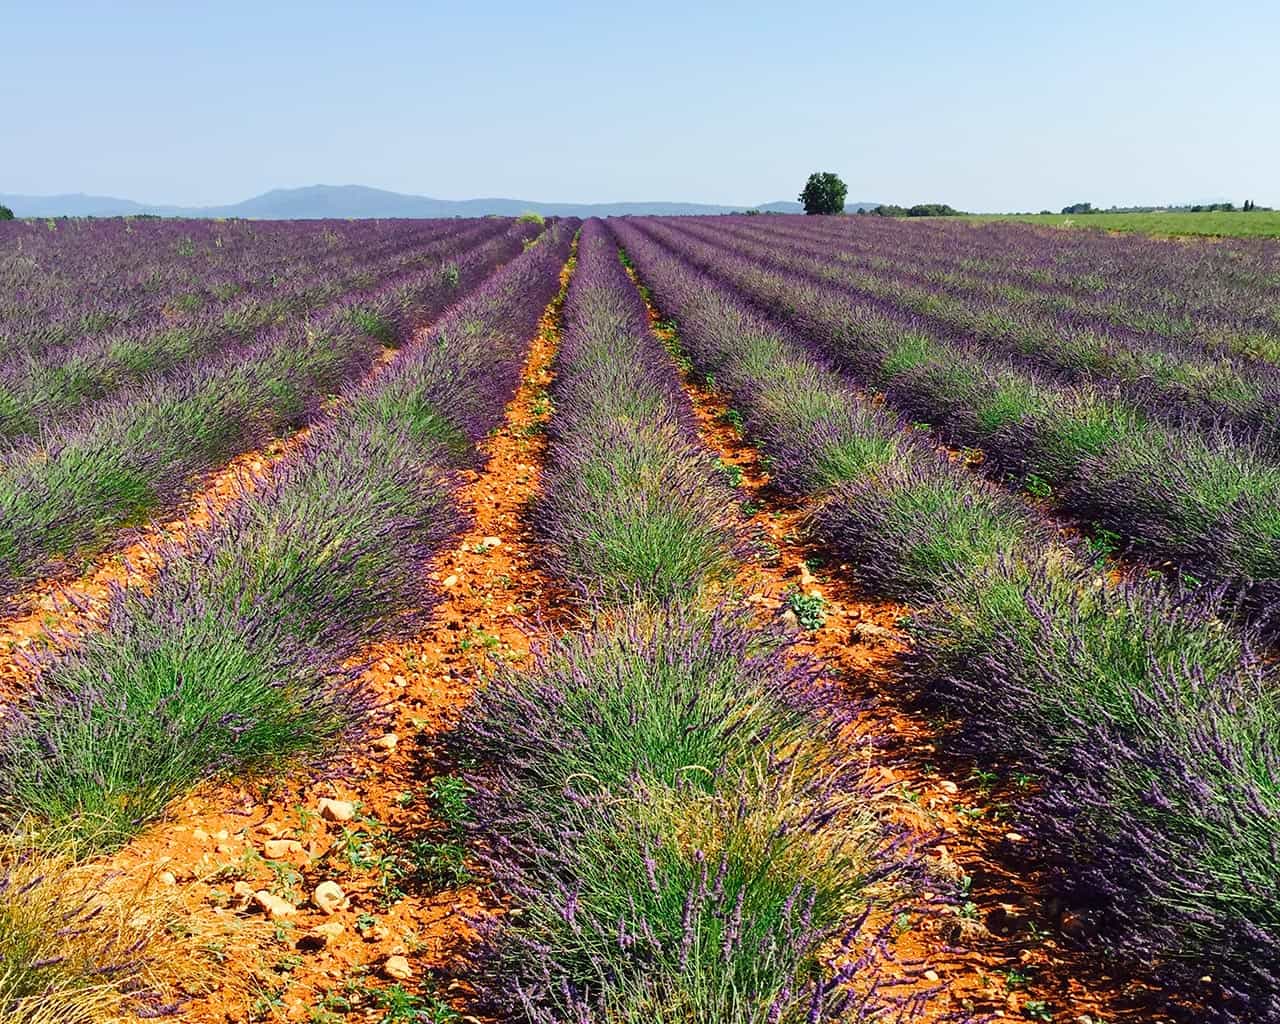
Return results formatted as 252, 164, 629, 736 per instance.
1003, 967, 1032, 990
1022, 999, 1053, 1021
786, 590, 827, 630
720, 407, 745, 433
1024, 473, 1053, 499
373, 984, 460, 1023
399, 774, 476, 889
969, 767, 999, 793
1086, 528, 1122, 564
430, 775, 473, 831
716, 459, 744, 487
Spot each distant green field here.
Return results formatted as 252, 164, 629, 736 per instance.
964, 210, 1280, 239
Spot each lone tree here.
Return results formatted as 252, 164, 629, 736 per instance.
0, 204, 13, 221
799, 172, 847, 215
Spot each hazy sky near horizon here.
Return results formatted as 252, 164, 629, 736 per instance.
6, 0, 1278, 211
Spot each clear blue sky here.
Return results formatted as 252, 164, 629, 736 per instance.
5, 0, 1277, 211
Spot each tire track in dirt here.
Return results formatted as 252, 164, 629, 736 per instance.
639, 288, 1165, 1023
88, 274, 577, 1023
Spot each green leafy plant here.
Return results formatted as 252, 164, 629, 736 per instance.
786, 591, 827, 630
371, 983, 459, 1023
1024, 473, 1053, 499
716, 459, 744, 487
1086, 527, 1122, 564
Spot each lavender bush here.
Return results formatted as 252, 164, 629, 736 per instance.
460, 605, 924, 1023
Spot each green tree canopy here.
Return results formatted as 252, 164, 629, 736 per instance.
0, 204, 14, 221
799, 172, 847, 215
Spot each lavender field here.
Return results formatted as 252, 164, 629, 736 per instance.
2, 214, 1278, 1024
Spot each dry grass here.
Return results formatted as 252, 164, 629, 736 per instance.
0, 831, 270, 1023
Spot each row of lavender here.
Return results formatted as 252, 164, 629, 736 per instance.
745, 213, 1280, 357
0, 218, 508, 442
613, 219, 1280, 1022
631, 217, 1280, 629
688, 216, 1280, 440
458, 221, 930, 1021
0, 217, 473, 359
0, 219, 540, 605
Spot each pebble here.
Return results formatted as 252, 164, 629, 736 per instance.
313, 881, 347, 914
191, 828, 210, 843
851, 621, 896, 643
158, 871, 177, 886
263, 839, 305, 859
481, 536, 502, 548
318, 798, 355, 822
923, 969, 940, 982
254, 891, 297, 919
442, 574, 459, 588
383, 955, 413, 981
372, 733, 398, 752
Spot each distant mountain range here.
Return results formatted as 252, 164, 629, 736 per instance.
0, 185, 883, 219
